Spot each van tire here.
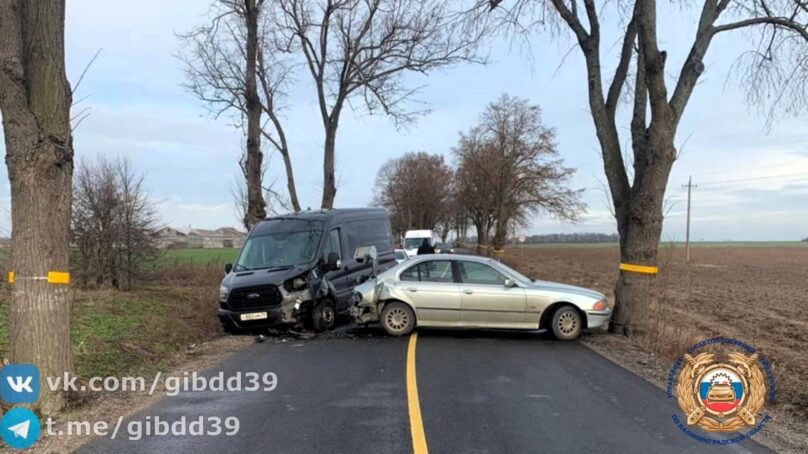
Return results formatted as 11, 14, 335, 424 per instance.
311, 300, 336, 332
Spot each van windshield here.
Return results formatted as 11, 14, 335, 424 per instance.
235, 221, 324, 271
404, 238, 429, 249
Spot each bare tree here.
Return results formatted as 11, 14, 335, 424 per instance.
72, 157, 159, 290
455, 135, 497, 253
455, 95, 584, 256
232, 154, 291, 224
117, 159, 159, 290
372, 151, 454, 238
72, 158, 121, 288
179, 0, 302, 226
0, 0, 73, 414
271, 0, 487, 208
480, 0, 808, 334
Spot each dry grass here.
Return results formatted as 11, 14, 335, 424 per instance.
503, 244, 808, 420
0, 259, 225, 411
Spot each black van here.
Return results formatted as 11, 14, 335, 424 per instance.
218, 208, 396, 333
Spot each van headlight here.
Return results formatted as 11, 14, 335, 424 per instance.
219, 285, 230, 301
284, 276, 308, 292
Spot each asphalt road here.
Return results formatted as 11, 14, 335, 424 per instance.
80, 328, 770, 454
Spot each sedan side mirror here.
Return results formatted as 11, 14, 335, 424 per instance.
224, 263, 233, 274
323, 252, 341, 272
504, 278, 517, 288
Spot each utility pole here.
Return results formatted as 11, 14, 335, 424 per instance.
682, 176, 697, 263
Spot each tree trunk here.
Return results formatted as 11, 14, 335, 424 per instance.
610, 132, 675, 336
0, 0, 73, 415
321, 124, 338, 209
279, 148, 301, 211
243, 0, 266, 228
474, 219, 488, 255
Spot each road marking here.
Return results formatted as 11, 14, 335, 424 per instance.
407, 332, 428, 454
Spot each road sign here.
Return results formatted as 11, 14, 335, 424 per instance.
518, 235, 526, 243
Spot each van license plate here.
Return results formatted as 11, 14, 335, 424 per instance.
240, 312, 268, 321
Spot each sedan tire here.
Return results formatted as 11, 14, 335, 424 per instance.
380, 302, 415, 336
551, 306, 582, 341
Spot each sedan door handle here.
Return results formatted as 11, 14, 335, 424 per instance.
407, 287, 418, 292
463, 289, 473, 295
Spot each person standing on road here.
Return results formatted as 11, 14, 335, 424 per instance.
417, 238, 435, 255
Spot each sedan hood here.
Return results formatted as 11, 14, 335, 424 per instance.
529, 280, 605, 300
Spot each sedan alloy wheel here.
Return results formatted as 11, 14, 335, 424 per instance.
381, 302, 415, 336
551, 306, 582, 340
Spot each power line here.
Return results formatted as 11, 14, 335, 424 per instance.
682, 162, 805, 180
697, 172, 808, 186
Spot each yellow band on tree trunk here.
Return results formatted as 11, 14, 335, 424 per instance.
6, 271, 70, 284
47, 271, 70, 284
619, 263, 659, 275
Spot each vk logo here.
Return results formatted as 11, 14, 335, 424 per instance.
0, 365, 40, 404
0, 407, 41, 449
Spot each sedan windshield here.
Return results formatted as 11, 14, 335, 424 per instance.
235, 229, 322, 271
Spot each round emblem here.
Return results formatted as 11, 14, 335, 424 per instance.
675, 351, 766, 433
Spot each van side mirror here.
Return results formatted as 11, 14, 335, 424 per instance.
323, 252, 341, 272
504, 278, 516, 288
224, 263, 233, 274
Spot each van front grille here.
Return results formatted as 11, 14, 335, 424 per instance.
228, 285, 283, 310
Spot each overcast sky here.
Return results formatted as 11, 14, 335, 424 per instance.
1, 1, 806, 241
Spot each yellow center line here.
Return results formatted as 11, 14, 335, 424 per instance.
407, 332, 428, 454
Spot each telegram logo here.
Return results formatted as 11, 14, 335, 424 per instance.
0, 407, 41, 449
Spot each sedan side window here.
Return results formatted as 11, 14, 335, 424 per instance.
420, 261, 454, 283
400, 264, 420, 282
399, 261, 454, 283
459, 261, 507, 286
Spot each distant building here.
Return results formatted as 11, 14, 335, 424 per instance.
154, 227, 189, 249
187, 227, 245, 249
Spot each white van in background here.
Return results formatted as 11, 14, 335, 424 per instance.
403, 230, 440, 257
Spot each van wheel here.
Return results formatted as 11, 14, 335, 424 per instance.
551, 306, 582, 341
311, 300, 336, 332
380, 302, 415, 336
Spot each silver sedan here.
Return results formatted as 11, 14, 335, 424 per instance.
349, 255, 610, 340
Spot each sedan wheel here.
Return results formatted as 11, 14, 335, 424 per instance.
380, 302, 415, 336
551, 306, 582, 341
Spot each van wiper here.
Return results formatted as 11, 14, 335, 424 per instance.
265, 265, 293, 272
234, 265, 294, 272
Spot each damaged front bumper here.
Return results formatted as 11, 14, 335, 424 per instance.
219, 287, 313, 330
349, 293, 380, 325
349, 279, 385, 325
